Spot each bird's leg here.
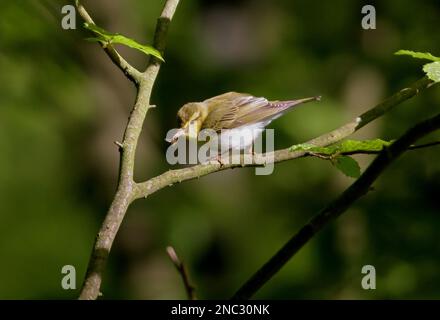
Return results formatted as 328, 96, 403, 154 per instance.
217, 149, 231, 166
242, 144, 255, 165
215, 153, 225, 166
204, 149, 229, 166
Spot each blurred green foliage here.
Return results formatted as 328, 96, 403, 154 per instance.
0, 0, 439, 299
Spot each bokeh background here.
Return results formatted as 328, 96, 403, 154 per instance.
1, 0, 439, 299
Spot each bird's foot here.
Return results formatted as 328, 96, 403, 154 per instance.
214, 154, 227, 167
201, 153, 226, 166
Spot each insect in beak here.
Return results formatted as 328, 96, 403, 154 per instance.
165, 128, 186, 144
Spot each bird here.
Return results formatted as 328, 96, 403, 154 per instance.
166, 92, 320, 156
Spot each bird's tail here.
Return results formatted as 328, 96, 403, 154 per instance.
270, 96, 321, 109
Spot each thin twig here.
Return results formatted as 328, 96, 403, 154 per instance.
166, 246, 197, 300
78, 0, 180, 300
232, 112, 440, 300
75, 1, 143, 84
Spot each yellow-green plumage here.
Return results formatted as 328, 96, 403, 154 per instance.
171, 92, 320, 145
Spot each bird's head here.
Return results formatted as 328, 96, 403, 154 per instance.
168, 102, 207, 143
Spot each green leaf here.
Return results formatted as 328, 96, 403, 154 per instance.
333, 156, 361, 178
334, 139, 392, 153
83, 23, 164, 62
290, 143, 320, 152
84, 23, 113, 38
290, 139, 392, 178
395, 50, 440, 62
423, 62, 440, 83
289, 139, 392, 155
110, 35, 164, 60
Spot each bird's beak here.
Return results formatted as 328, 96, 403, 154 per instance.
164, 121, 201, 144
165, 128, 186, 144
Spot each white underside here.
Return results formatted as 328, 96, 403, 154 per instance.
215, 121, 269, 151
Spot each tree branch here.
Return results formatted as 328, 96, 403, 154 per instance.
303, 140, 440, 158
78, 0, 180, 300
133, 77, 434, 200
75, 1, 143, 84
231, 112, 440, 300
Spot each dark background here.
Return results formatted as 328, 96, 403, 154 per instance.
0, 0, 439, 299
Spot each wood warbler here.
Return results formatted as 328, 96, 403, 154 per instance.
166, 92, 320, 152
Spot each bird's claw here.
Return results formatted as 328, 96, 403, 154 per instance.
204, 153, 226, 166
214, 154, 225, 167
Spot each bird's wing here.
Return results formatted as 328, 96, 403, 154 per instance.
231, 99, 307, 128
202, 92, 254, 131
203, 92, 317, 131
